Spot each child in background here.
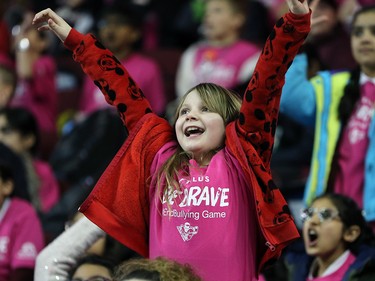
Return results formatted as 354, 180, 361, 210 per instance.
0, 161, 44, 281
32, 0, 311, 280
69, 254, 115, 281
280, 5, 375, 231
175, 0, 261, 99
79, 4, 166, 117
285, 193, 375, 280
10, 10, 57, 137
0, 107, 59, 214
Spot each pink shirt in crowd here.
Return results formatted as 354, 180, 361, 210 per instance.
79, 53, 166, 115
176, 40, 260, 98
10, 56, 57, 134
334, 78, 375, 209
307, 250, 356, 281
149, 142, 258, 281
34, 159, 60, 213
0, 198, 44, 281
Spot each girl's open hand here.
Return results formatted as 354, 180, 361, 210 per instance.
32, 8, 72, 43
286, 0, 310, 15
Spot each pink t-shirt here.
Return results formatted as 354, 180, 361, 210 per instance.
10, 56, 57, 134
149, 142, 258, 281
34, 159, 60, 213
0, 198, 44, 280
307, 251, 356, 281
176, 40, 260, 97
334, 81, 375, 208
79, 53, 166, 115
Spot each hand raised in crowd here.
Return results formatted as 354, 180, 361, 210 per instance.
32, 8, 72, 43
286, 0, 310, 15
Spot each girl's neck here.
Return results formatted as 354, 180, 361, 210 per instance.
190, 152, 214, 167
362, 66, 375, 78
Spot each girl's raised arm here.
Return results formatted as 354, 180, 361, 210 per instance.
236, 0, 311, 168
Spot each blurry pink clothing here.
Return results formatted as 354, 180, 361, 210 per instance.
149, 143, 258, 281
10, 56, 57, 134
358, 0, 374, 5
80, 53, 166, 115
34, 159, 60, 213
176, 40, 260, 97
307, 251, 355, 281
334, 80, 375, 209
0, 198, 44, 280
258, 275, 266, 281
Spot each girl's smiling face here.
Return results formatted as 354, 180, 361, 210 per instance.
175, 90, 225, 165
302, 197, 346, 262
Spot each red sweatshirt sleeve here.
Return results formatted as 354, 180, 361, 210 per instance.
64, 29, 153, 131
235, 12, 311, 170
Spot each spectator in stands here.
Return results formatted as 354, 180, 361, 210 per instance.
285, 193, 375, 280
9, 10, 58, 138
0, 161, 44, 281
0, 107, 60, 214
174, 0, 261, 99
69, 254, 115, 281
280, 5, 375, 231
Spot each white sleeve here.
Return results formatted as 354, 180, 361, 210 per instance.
34, 216, 105, 281
237, 51, 261, 84
175, 45, 197, 99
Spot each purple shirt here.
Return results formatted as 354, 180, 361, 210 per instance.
334, 81, 375, 208
149, 142, 258, 281
79, 53, 166, 115
0, 198, 44, 280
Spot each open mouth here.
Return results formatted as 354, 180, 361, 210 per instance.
184, 126, 205, 137
308, 229, 318, 245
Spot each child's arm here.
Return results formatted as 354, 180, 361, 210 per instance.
34, 216, 105, 281
32, 9, 152, 130
236, 0, 311, 169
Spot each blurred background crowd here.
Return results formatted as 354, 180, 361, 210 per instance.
0, 0, 374, 280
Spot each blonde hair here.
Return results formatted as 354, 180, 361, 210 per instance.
114, 256, 202, 281
157, 83, 241, 197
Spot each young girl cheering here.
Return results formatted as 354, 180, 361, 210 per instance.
286, 193, 375, 280
33, 0, 311, 280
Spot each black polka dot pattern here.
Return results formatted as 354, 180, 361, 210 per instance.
77, 36, 153, 128
236, 13, 309, 214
